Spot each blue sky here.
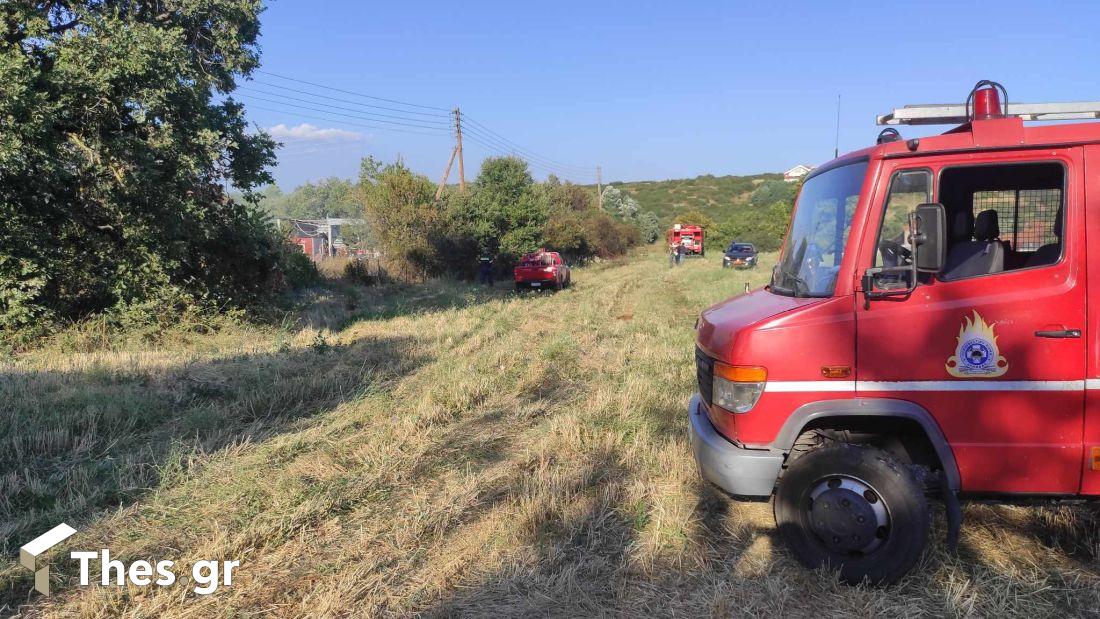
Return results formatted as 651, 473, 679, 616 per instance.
244, 1, 1100, 189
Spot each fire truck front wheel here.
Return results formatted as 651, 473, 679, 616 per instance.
773, 443, 930, 585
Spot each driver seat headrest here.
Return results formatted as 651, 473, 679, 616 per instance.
974, 209, 1000, 241
950, 210, 975, 243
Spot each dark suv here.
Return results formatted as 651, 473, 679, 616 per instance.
722, 242, 758, 269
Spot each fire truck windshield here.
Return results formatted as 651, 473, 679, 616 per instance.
771, 160, 868, 297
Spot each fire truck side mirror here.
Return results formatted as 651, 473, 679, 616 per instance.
913, 203, 946, 273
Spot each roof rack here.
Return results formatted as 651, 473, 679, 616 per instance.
878, 101, 1100, 126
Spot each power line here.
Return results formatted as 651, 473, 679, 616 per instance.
239, 70, 597, 182
462, 125, 594, 176
245, 104, 448, 136
461, 131, 595, 181
460, 112, 592, 173
460, 125, 592, 175
461, 130, 595, 180
237, 94, 451, 130
248, 79, 452, 118
238, 86, 452, 125
255, 69, 451, 112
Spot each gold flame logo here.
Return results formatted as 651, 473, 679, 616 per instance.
946, 310, 1007, 377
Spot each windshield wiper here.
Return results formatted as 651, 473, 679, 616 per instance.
770, 268, 814, 297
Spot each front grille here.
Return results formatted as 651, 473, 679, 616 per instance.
695, 346, 714, 405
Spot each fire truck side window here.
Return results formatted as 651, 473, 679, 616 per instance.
873, 169, 931, 269
939, 163, 1064, 279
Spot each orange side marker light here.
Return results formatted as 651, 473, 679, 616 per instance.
821, 365, 852, 379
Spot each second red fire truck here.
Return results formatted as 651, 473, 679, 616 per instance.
668, 224, 705, 256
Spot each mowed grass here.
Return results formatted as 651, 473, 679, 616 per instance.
4, 248, 1100, 617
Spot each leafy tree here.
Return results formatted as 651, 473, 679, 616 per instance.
0, 0, 281, 334
600, 185, 624, 215
619, 195, 640, 221
449, 156, 546, 259
639, 211, 661, 244
358, 160, 439, 278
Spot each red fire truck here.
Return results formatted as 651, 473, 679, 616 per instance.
690, 81, 1100, 583
668, 224, 704, 256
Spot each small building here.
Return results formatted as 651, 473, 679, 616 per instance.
783, 164, 815, 182
278, 218, 365, 258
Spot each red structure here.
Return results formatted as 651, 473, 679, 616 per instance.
689, 80, 1100, 583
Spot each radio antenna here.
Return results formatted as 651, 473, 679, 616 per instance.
834, 94, 841, 158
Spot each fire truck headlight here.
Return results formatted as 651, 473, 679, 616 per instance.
713, 363, 766, 413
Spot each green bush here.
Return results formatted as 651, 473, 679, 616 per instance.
342, 259, 376, 285
281, 247, 322, 289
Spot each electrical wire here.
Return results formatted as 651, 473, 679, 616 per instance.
237, 86, 452, 125
237, 94, 451, 130
461, 132, 595, 180
247, 79, 452, 119
462, 125, 594, 176
461, 132, 595, 182
243, 104, 449, 136
255, 69, 451, 112
460, 112, 592, 173
235, 71, 595, 181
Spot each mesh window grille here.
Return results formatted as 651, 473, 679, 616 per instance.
972, 188, 1061, 252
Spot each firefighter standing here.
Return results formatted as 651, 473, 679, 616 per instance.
477, 256, 494, 286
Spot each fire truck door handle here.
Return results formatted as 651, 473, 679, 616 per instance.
1034, 328, 1081, 339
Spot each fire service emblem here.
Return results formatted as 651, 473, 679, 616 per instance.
946, 311, 1008, 378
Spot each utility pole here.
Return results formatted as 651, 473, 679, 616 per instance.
596, 165, 602, 210
435, 146, 458, 200
454, 108, 466, 191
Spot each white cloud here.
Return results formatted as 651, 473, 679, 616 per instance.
267, 123, 363, 143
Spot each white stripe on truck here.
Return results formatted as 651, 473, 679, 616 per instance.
763, 380, 1092, 393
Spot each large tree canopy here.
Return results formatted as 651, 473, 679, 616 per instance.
0, 0, 279, 333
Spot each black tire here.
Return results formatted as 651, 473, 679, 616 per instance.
774, 443, 929, 585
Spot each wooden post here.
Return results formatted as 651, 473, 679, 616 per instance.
454, 108, 466, 192
435, 146, 458, 200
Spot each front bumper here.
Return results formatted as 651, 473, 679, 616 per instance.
688, 394, 783, 497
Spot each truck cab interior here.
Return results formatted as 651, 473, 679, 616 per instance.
938, 162, 1064, 280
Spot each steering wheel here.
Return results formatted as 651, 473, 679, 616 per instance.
878, 239, 911, 268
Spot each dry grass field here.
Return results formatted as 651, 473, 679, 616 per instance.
3, 247, 1100, 617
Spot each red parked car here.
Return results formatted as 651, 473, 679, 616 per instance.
514, 249, 570, 291
690, 81, 1100, 583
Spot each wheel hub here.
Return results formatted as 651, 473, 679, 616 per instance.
808, 476, 889, 554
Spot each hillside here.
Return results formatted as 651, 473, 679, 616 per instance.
596, 172, 783, 225
6, 248, 1099, 616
